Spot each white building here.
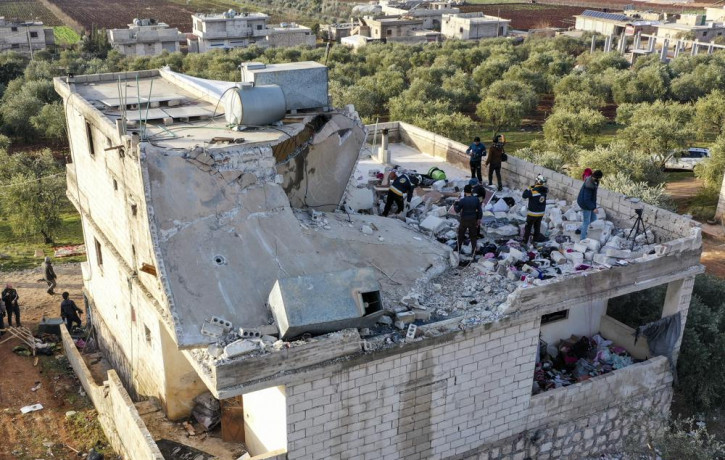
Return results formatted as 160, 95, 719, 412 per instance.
108, 19, 185, 56
188, 10, 315, 52
706, 6, 725, 22
0, 17, 53, 54
441, 12, 510, 40
574, 10, 632, 36
655, 14, 725, 43
189, 10, 270, 52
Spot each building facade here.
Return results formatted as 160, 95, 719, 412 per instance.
265, 23, 316, 48
108, 19, 185, 56
441, 12, 510, 40
56, 64, 702, 458
190, 10, 270, 52
0, 17, 53, 54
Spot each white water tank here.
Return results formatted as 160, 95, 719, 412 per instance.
223, 83, 286, 126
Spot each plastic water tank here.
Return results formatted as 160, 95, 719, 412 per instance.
223, 83, 286, 126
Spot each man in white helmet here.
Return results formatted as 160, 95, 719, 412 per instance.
522, 174, 548, 247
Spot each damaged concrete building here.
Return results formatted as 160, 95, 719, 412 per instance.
56, 63, 702, 459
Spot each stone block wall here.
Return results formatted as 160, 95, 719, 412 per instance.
283, 318, 540, 460
61, 328, 164, 459
455, 357, 673, 460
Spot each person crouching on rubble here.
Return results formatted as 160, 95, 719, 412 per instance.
454, 184, 483, 261
522, 175, 548, 248
60, 292, 84, 332
577, 169, 603, 240
382, 173, 421, 217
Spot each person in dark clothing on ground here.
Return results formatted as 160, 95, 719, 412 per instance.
60, 292, 83, 332
0, 294, 5, 335
486, 134, 505, 191
522, 175, 549, 247
2, 283, 20, 327
382, 173, 421, 217
465, 137, 486, 182
454, 185, 483, 261
44, 257, 57, 295
577, 169, 603, 240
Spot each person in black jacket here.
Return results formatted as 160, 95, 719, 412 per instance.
2, 283, 20, 327
382, 173, 421, 217
44, 257, 57, 295
60, 292, 83, 332
522, 175, 549, 247
465, 137, 486, 182
454, 185, 483, 260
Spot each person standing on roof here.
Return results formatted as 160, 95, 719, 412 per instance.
577, 169, 603, 240
60, 292, 83, 332
522, 175, 549, 247
44, 257, 57, 295
382, 173, 421, 217
486, 134, 505, 191
454, 184, 483, 261
465, 137, 486, 182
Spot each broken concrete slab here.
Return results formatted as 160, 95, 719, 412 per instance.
420, 215, 447, 233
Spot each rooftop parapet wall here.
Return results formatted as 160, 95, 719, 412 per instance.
368, 121, 702, 243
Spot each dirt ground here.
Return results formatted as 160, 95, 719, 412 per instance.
0, 263, 115, 460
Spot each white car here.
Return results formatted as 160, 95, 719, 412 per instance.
664, 147, 710, 171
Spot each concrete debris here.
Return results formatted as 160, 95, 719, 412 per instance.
361, 224, 374, 235
377, 315, 393, 326
201, 317, 233, 339
222, 339, 258, 359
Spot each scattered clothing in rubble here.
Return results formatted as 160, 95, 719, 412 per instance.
635, 312, 682, 384
191, 392, 221, 430
533, 333, 636, 394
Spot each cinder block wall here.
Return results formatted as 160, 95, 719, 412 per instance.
284, 317, 673, 460
371, 122, 701, 243
284, 319, 540, 460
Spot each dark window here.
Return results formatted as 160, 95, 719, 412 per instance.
86, 122, 95, 156
10, 43, 19, 49
94, 238, 103, 267
145, 325, 152, 345
11, 27, 17, 32
256, 24, 263, 30
30, 31, 38, 38
386, 29, 392, 36
113, 178, 118, 190
361, 291, 382, 315
541, 309, 569, 325
459, 27, 463, 33
131, 204, 138, 217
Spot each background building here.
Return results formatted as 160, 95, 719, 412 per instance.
108, 19, 185, 56
441, 12, 510, 40
0, 17, 53, 55
189, 10, 270, 52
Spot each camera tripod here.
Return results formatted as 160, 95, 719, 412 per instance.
627, 209, 649, 249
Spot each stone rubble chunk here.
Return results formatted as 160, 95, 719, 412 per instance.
420, 215, 447, 233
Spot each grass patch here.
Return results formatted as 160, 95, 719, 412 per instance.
664, 170, 695, 183
687, 187, 719, 221
53, 26, 80, 45
0, 205, 85, 271
66, 410, 115, 456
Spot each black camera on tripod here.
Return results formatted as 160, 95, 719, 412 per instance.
634, 208, 643, 217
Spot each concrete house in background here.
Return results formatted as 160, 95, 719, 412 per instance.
107, 18, 185, 56
188, 10, 314, 52
441, 12, 510, 40
56, 60, 702, 458
188, 10, 271, 52
0, 17, 53, 54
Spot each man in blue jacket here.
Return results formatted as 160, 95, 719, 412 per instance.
382, 173, 421, 217
522, 175, 548, 246
465, 137, 486, 182
577, 170, 603, 240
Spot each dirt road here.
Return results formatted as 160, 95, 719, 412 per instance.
0, 263, 113, 459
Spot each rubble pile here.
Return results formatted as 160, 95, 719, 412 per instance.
533, 334, 636, 394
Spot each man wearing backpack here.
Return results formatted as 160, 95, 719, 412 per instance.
465, 137, 486, 182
